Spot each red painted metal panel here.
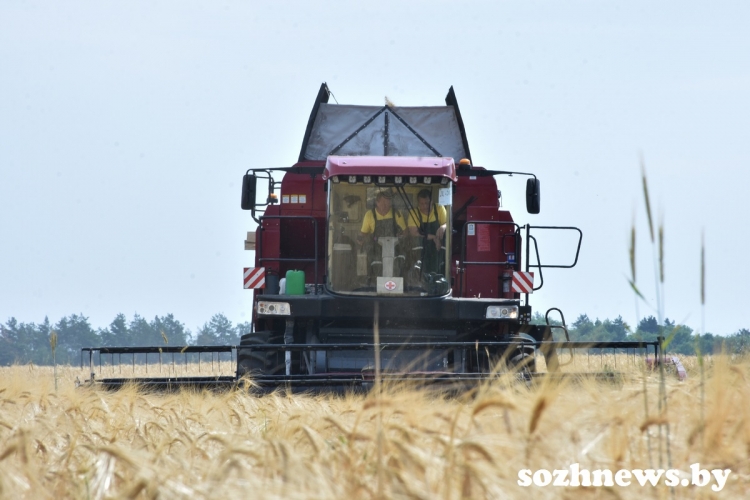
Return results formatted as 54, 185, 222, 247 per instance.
252, 171, 328, 287
461, 206, 518, 299
279, 172, 328, 214
450, 168, 520, 299
463, 207, 500, 298
452, 167, 503, 210
257, 207, 280, 275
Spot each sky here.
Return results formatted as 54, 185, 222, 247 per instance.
1, 1, 748, 336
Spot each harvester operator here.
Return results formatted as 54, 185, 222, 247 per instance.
407, 189, 447, 275
357, 189, 407, 279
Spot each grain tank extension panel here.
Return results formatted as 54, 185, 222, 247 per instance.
300, 84, 471, 162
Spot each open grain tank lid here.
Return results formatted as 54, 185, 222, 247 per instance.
298, 84, 472, 163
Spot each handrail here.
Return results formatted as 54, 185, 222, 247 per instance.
525, 225, 583, 269
523, 225, 582, 292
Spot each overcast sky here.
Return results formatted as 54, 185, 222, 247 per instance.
2, 1, 748, 336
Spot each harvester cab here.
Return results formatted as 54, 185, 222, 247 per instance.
81, 83, 663, 391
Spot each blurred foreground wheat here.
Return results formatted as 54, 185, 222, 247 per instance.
0, 358, 748, 499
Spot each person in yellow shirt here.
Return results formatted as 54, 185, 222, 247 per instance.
407, 189, 447, 275
358, 189, 406, 238
357, 189, 406, 279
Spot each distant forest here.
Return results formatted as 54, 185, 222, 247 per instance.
0, 313, 249, 366
1, 312, 749, 366
532, 313, 750, 357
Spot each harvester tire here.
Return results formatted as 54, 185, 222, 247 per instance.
237, 331, 284, 377
507, 334, 536, 375
508, 352, 536, 375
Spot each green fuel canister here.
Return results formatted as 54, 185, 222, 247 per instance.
285, 270, 305, 295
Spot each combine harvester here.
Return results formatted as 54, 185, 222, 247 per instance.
82, 84, 663, 391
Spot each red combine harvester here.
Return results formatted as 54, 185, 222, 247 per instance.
82, 84, 662, 391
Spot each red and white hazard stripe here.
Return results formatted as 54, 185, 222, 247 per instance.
243, 267, 265, 289
512, 272, 534, 294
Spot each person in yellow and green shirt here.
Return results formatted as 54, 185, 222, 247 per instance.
357, 189, 407, 279
407, 189, 447, 275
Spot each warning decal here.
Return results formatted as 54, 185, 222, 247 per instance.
243, 267, 266, 289
512, 272, 534, 294
477, 224, 491, 252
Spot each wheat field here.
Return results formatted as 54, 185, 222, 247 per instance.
0, 356, 748, 499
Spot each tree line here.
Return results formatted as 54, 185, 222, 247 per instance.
536, 313, 750, 356
2, 312, 749, 366
0, 313, 250, 366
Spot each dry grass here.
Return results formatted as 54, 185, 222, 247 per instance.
1, 358, 749, 499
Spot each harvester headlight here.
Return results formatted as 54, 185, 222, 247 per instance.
395, 176, 403, 184
485, 305, 518, 319
332, 176, 340, 184
424, 177, 432, 184
409, 176, 418, 184
363, 176, 372, 183
348, 176, 357, 184
257, 301, 291, 316
441, 177, 449, 185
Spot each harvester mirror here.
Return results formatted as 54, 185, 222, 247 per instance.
241, 174, 257, 210
526, 177, 540, 214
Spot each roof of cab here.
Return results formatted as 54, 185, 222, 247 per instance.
323, 156, 457, 181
